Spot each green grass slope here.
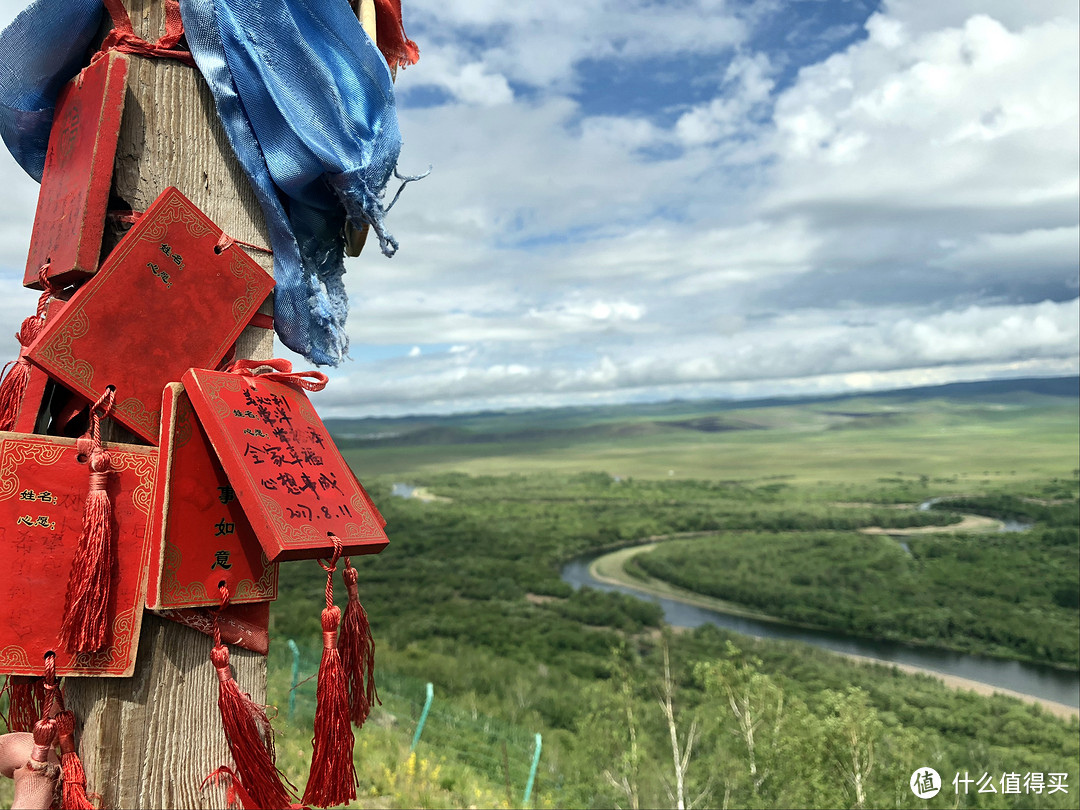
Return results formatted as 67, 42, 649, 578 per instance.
342, 381, 1079, 484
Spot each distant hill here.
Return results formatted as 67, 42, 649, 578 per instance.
852, 375, 1079, 401
326, 375, 1079, 446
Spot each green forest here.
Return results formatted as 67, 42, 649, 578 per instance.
266, 462, 1078, 806
272, 386, 1080, 808
628, 499, 1079, 666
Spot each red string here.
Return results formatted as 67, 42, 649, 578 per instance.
87, 388, 116, 461
224, 358, 329, 392
303, 533, 357, 807
35, 264, 59, 319
214, 583, 232, 648
59, 388, 116, 653
99, 0, 196, 66
318, 535, 344, 609
0, 264, 61, 431
202, 766, 260, 810
340, 556, 379, 727
210, 581, 296, 809
41, 652, 60, 719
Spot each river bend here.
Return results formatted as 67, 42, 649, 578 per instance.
562, 553, 1080, 710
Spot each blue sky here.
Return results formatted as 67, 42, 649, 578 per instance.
0, 0, 1077, 416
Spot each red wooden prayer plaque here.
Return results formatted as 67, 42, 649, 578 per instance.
25, 186, 275, 443
147, 383, 277, 609
24, 52, 129, 289
0, 432, 156, 677
182, 368, 389, 562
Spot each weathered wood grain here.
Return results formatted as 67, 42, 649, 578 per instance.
65, 1, 273, 807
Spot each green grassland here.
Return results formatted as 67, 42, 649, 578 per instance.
339, 388, 1079, 485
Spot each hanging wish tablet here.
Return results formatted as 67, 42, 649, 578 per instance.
146, 383, 278, 610
182, 363, 389, 562
24, 52, 129, 289
0, 431, 156, 677
25, 186, 275, 443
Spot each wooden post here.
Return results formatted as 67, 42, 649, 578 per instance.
64, 1, 272, 807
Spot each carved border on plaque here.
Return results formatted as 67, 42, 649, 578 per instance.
0, 437, 70, 502
259, 491, 382, 549
33, 309, 95, 392
161, 541, 277, 606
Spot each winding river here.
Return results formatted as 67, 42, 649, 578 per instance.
561, 546, 1080, 710
389, 484, 1078, 710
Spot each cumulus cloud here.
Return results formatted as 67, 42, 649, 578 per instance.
765, 10, 1079, 225
288, 0, 1080, 414
674, 52, 775, 147
403, 45, 514, 106
0, 0, 1075, 416
313, 297, 1079, 414
404, 0, 749, 90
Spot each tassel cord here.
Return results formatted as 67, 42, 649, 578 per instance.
38, 650, 97, 810
339, 557, 379, 727
0, 265, 58, 431
302, 537, 357, 808
212, 585, 296, 810
56, 710, 95, 810
59, 388, 116, 654
2, 676, 45, 733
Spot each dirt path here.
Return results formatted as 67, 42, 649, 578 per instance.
859, 513, 1002, 536
588, 543, 1079, 720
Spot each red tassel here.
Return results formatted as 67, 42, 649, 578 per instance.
373, 0, 419, 68
60, 390, 117, 654
56, 710, 96, 810
0, 314, 45, 431
30, 715, 57, 764
60, 448, 114, 653
339, 558, 379, 727
302, 604, 356, 808
0, 268, 57, 431
0, 355, 31, 431
212, 643, 295, 809
4, 675, 45, 732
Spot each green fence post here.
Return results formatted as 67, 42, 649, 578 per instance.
410, 682, 434, 751
522, 732, 542, 806
287, 639, 300, 722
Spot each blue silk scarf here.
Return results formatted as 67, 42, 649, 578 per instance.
0, 0, 406, 366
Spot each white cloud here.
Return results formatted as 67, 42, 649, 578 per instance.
404, 45, 514, 106
0, 0, 1075, 417
878, 0, 1078, 34
405, 0, 749, 90
765, 11, 1079, 223
936, 226, 1079, 282
314, 298, 1079, 413
325, 1, 1079, 413
675, 52, 775, 147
